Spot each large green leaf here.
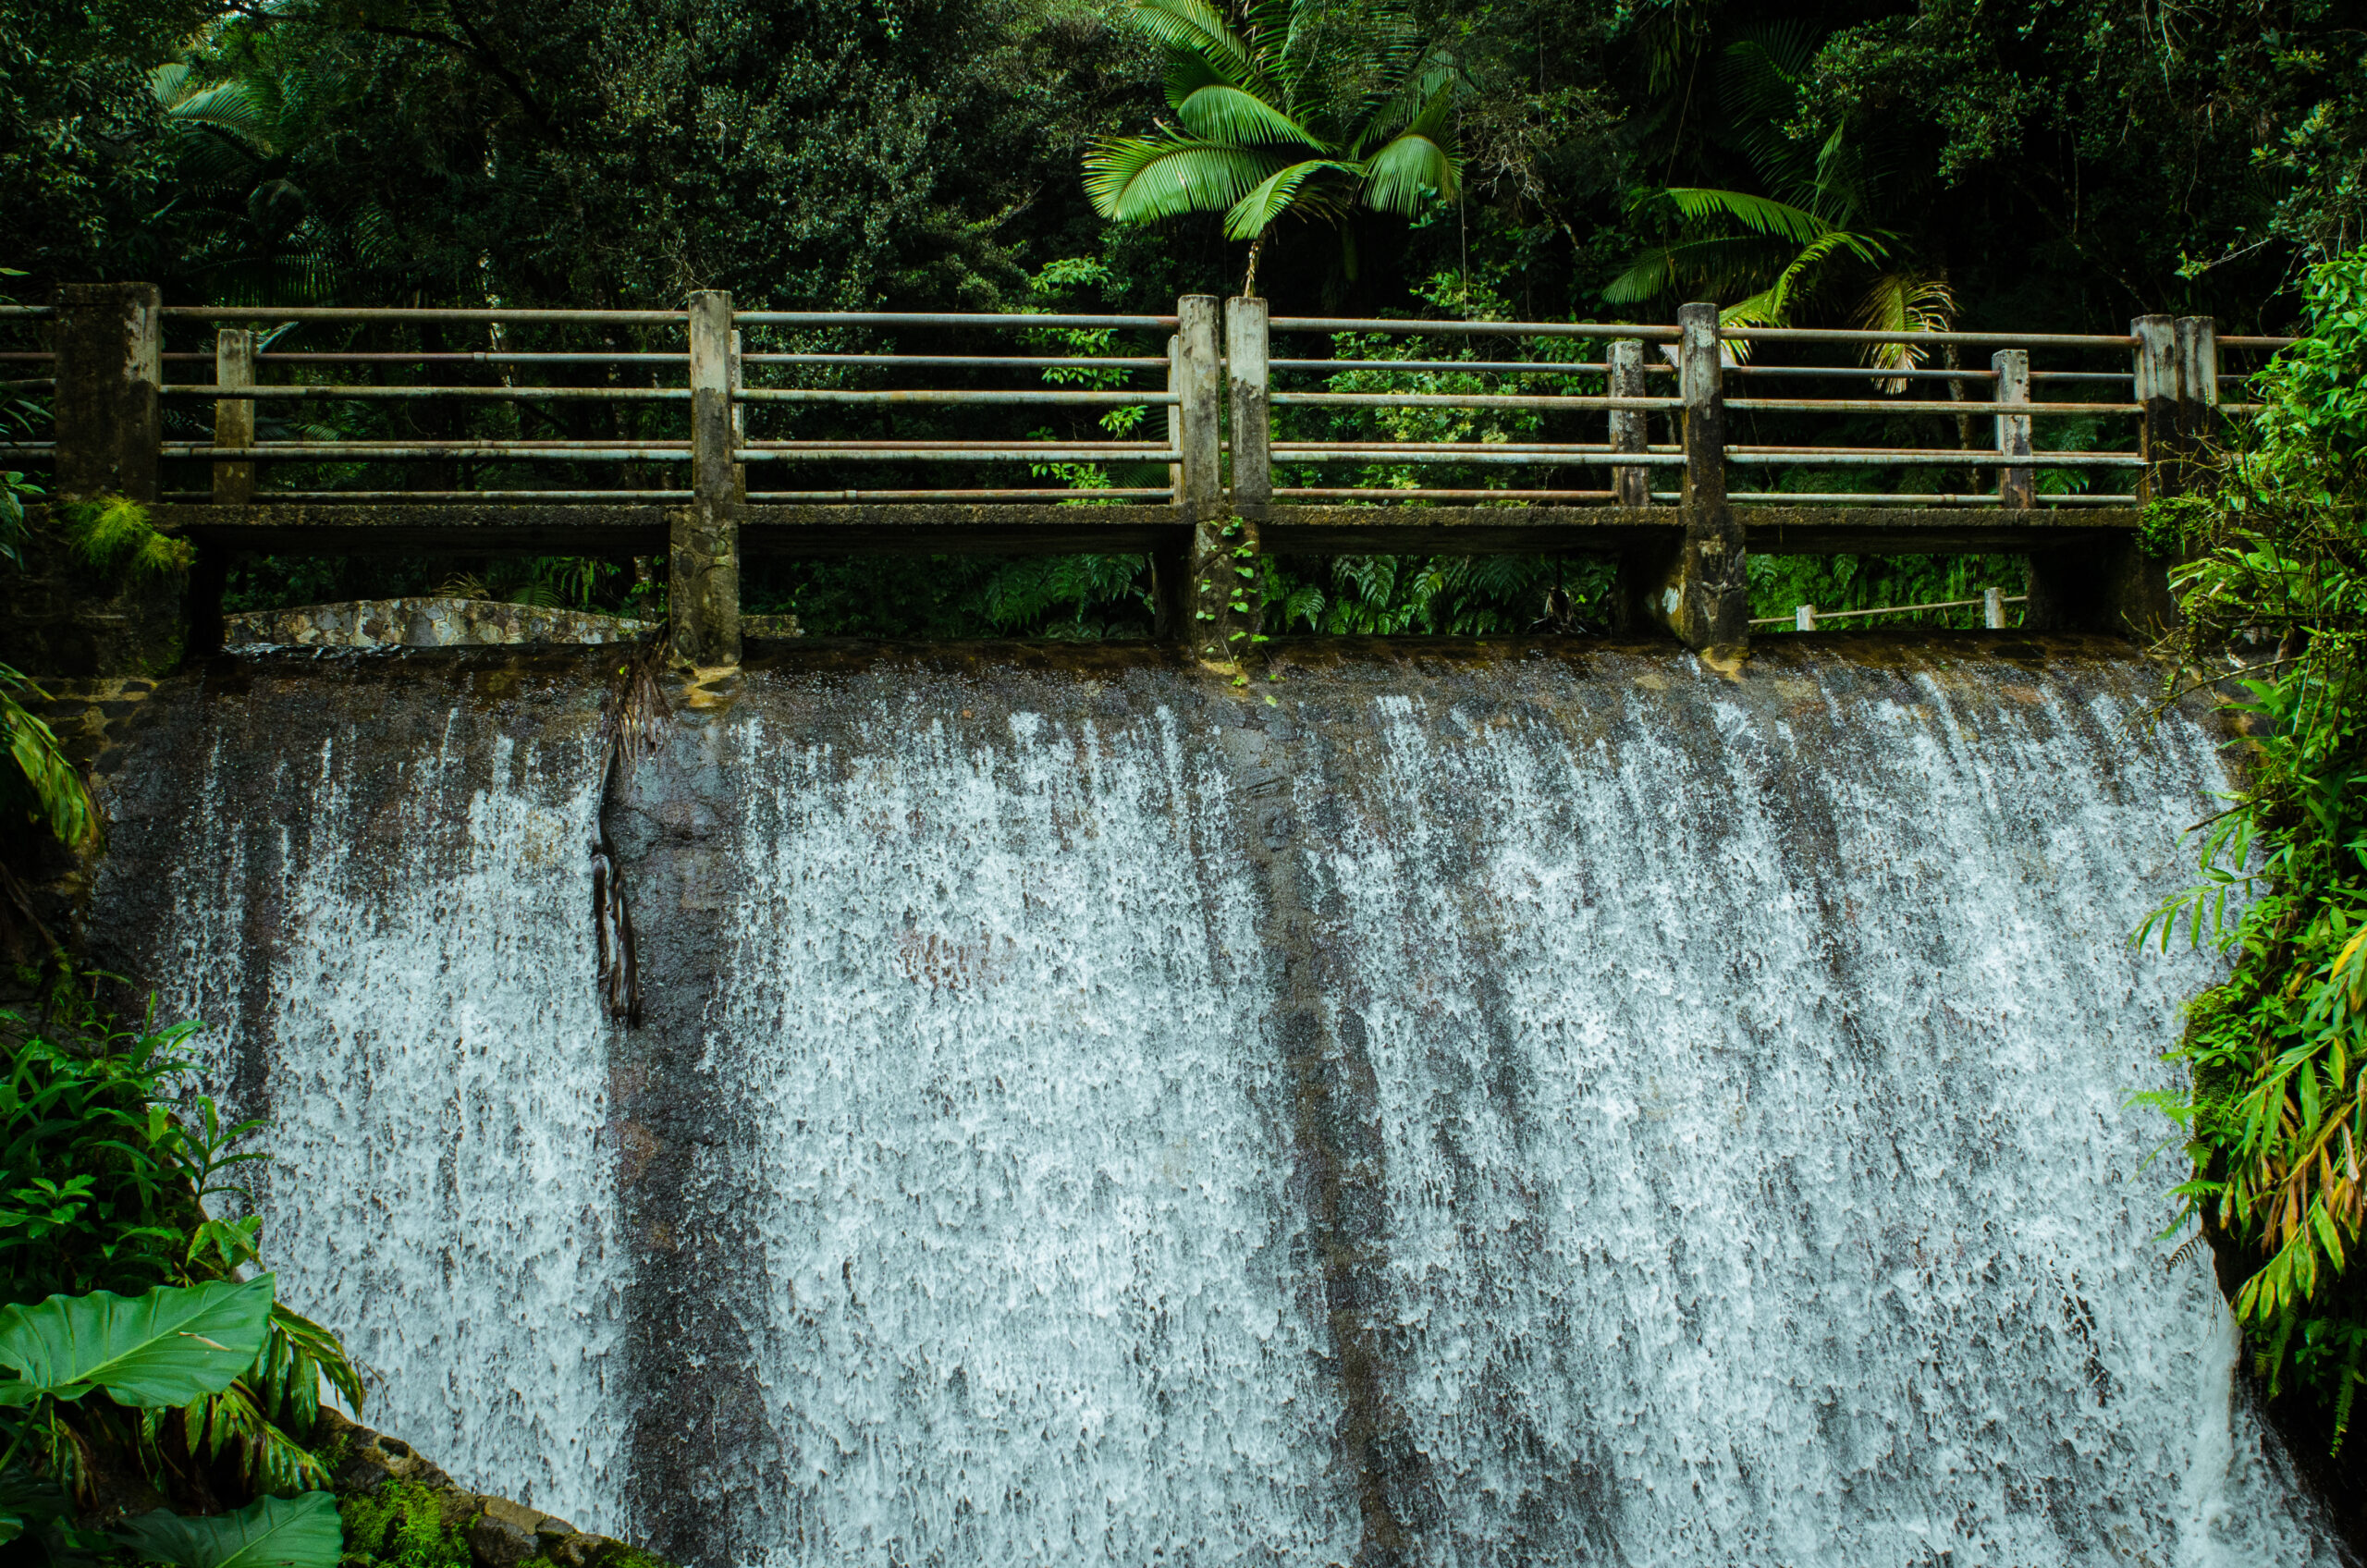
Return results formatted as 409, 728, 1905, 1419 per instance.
0, 1276, 275, 1408
1220, 158, 1355, 239
1085, 136, 1282, 222
1172, 84, 1319, 148
115, 1491, 340, 1568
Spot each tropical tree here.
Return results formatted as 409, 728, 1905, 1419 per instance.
1084, 0, 1466, 296
1603, 24, 1954, 377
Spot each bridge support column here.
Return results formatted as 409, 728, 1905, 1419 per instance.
1159, 294, 1257, 669
54, 283, 161, 503
674, 289, 741, 668
1642, 302, 1748, 657
2024, 312, 2184, 641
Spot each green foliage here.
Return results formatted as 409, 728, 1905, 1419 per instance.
1086, 0, 1465, 290
61, 499, 197, 581
0, 668, 101, 852
117, 1489, 341, 1568
0, 1276, 275, 1409
0, 1003, 365, 1541
2136, 245, 2367, 1449
336, 1481, 468, 1568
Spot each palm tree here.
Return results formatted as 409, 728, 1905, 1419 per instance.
1084, 0, 1465, 296
1603, 25, 1954, 375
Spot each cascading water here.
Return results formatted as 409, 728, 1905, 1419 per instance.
91, 638, 2349, 1567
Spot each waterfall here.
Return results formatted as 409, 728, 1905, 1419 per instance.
93, 641, 2348, 1566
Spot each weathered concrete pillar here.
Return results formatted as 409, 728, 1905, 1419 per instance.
182, 326, 256, 659
2134, 312, 2183, 502
2176, 315, 2218, 489
1639, 302, 1749, 656
1172, 296, 1258, 668
1992, 349, 2034, 509
1608, 338, 1650, 508
54, 283, 161, 503
212, 328, 256, 505
1225, 296, 1270, 515
673, 289, 741, 668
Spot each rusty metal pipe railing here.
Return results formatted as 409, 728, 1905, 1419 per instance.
1269, 317, 1684, 340
734, 387, 1174, 406
1273, 393, 1683, 410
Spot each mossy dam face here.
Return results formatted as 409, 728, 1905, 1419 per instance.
89, 635, 2348, 1566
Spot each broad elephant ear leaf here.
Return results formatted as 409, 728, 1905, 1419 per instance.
114, 1491, 340, 1568
0, 1276, 275, 1407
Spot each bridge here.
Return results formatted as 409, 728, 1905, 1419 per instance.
3, 286, 2282, 663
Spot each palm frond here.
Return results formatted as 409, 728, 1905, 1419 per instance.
1718, 25, 1821, 196
1661, 188, 1834, 244
1174, 84, 1323, 147
1085, 136, 1282, 222
1221, 158, 1354, 239
1854, 273, 1957, 391
1124, 0, 1265, 95
1361, 131, 1457, 213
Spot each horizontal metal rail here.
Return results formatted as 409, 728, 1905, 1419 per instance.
732, 312, 1175, 328
1724, 398, 2141, 414
734, 446, 1178, 462
1727, 449, 2144, 468
1270, 317, 1684, 341
1728, 492, 2135, 506
162, 489, 693, 501
1752, 593, 2030, 628
1276, 447, 1689, 468
159, 307, 689, 323
1274, 392, 1683, 410
165, 444, 690, 460
164, 384, 693, 400
745, 354, 1166, 369
1276, 488, 1616, 501
1723, 325, 2136, 347
747, 488, 1173, 501
1271, 358, 1674, 375
734, 387, 1172, 406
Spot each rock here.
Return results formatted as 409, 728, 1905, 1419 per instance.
468, 1496, 546, 1568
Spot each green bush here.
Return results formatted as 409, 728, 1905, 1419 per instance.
2139, 243, 2367, 1448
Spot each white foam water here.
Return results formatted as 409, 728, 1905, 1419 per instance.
122, 651, 2347, 1565
153, 723, 628, 1535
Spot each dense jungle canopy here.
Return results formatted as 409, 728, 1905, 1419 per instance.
4, 0, 2363, 630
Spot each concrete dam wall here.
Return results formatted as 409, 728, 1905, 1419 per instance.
89, 636, 2348, 1566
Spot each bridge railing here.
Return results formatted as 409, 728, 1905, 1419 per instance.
0, 288, 2292, 512
0, 284, 2300, 660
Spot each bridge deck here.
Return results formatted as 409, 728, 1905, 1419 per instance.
146, 501, 2139, 558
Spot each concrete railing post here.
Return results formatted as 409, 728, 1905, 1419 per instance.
213, 328, 256, 505
2133, 313, 2181, 502
54, 283, 162, 503
1992, 349, 2033, 509
1637, 302, 1748, 656
676, 289, 741, 668
1175, 296, 1221, 519
1608, 339, 1649, 508
1225, 297, 1270, 514
2176, 315, 2218, 491
1982, 586, 2007, 629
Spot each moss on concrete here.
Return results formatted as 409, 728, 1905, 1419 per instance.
338, 1479, 471, 1568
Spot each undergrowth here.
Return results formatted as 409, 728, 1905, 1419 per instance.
2137, 244, 2367, 1449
